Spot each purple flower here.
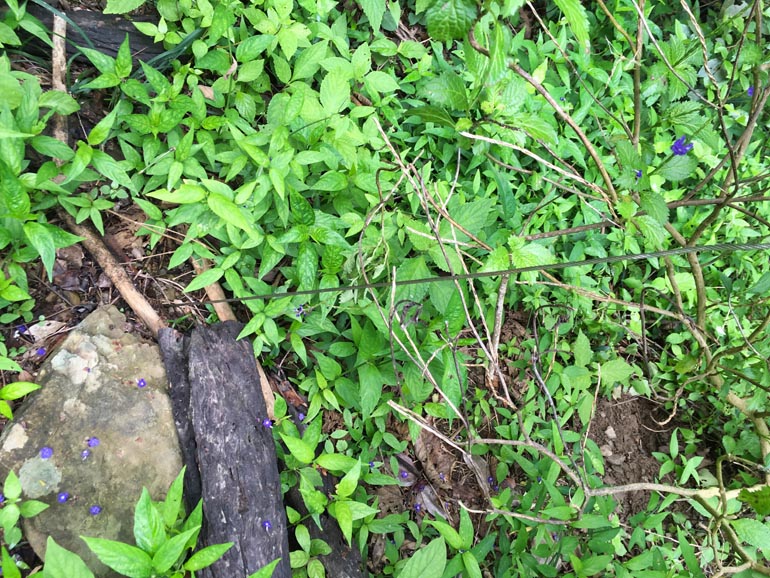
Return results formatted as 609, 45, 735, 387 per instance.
748, 86, 755, 97
261, 418, 273, 429
40, 446, 53, 459
89, 505, 102, 516
87, 437, 100, 448
57, 492, 70, 504
400, 471, 408, 479
262, 520, 272, 531
294, 305, 306, 318
16, 325, 28, 335
671, 136, 694, 156
487, 476, 494, 485
297, 412, 305, 422
0, 493, 5, 504
36, 347, 46, 356
137, 378, 147, 388
635, 169, 643, 179
439, 472, 446, 482
414, 503, 422, 513
81, 449, 91, 461
368, 461, 375, 469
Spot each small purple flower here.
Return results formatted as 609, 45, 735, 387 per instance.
671, 135, 694, 156
89, 505, 102, 516
297, 412, 305, 422
36, 347, 46, 356
81, 449, 91, 461
40, 446, 53, 459
0, 493, 5, 504
16, 324, 28, 335
294, 305, 306, 318
400, 471, 408, 479
368, 461, 375, 469
262, 519, 272, 531
87, 437, 100, 448
635, 169, 643, 179
57, 492, 70, 504
414, 503, 422, 513
136, 378, 147, 388
261, 418, 273, 429
487, 476, 494, 485
439, 472, 446, 482
748, 86, 755, 97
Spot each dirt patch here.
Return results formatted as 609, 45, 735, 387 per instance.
588, 395, 672, 517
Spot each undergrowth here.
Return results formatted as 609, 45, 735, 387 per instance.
1, 0, 770, 575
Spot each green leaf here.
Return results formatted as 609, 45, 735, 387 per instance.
425, 0, 476, 42
296, 242, 318, 290
422, 72, 467, 110
207, 193, 257, 237
335, 459, 361, 498
290, 191, 315, 226
81, 537, 153, 578
152, 527, 199, 573
573, 331, 592, 368
78, 47, 116, 75
148, 184, 207, 204
3, 471, 21, 501
748, 272, 770, 296
39, 90, 80, 115
115, 36, 133, 78
247, 558, 282, 578
23, 222, 56, 282
88, 107, 119, 146
44, 537, 95, 578
426, 519, 462, 550
359, 0, 385, 32
364, 70, 400, 93
739, 486, 770, 517
320, 70, 350, 113
639, 191, 669, 224
410, 106, 455, 128
184, 267, 224, 293
458, 507, 473, 550
659, 155, 696, 181
19, 500, 48, 517
31, 135, 75, 160
553, 0, 590, 52
1, 547, 21, 578
600, 358, 635, 387
462, 551, 483, 578
162, 467, 186, 528
397, 537, 446, 578
280, 434, 316, 464
0, 381, 39, 401
732, 518, 770, 554
358, 363, 382, 420
104, 0, 148, 13
134, 488, 166, 555
314, 453, 359, 472
91, 150, 135, 191
331, 500, 353, 545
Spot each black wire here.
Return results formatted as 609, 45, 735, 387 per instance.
203, 241, 770, 304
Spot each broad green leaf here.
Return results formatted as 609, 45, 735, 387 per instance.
320, 70, 350, 113
31, 135, 75, 160
0, 22, 21, 46
747, 272, 770, 296
358, 363, 382, 420
659, 155, 697, 181
331, 500, 353, 545
738, 486, 770, 517
152, 527, 199, 573
730, 519, 770, 553
115, 35, 133, 78
91, 150, 135, 191
104, 0, 147, 13
81, 537, 153, 578
88, 107, 120, 146
458, 507, 473, 550
410, 106, 455, 128
162, 467, 186, 528
19, 500, 48, 517
280, 434, 316, 464
422, 71, 467, 110
3, 471, 21, 501
247, 558, 281, 578
39, 90, 80, 115
1, 547, 21, 578
335, 459, 361, 498
462, 551, 483, 578
207, 193, 255, 235
23, 223, 56, 282
364, 70, 400, 93
44, 537, 95, 578
639, 191, 669, 224
148, 184, 207, 204
184, 267, 225, 292
0, 285, 31, 302
314, 453, 358, 472
600, 359, 635, 387
573, 331, 592, 368
296, 242, 318, 290
425, 0, 476, 42
554, 0, 590, 52
134, 488, 166, 555
397, 537, 446, 578
78, 47, 116, 75
426, 519, 462, 550
359, 0, 385, 32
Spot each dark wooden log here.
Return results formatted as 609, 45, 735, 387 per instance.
159, 323, 291, 578
22, 0, 165, 63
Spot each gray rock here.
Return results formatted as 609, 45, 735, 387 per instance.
0, 306, 183, 576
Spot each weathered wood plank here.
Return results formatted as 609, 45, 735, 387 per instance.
160, 323, 291, 578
